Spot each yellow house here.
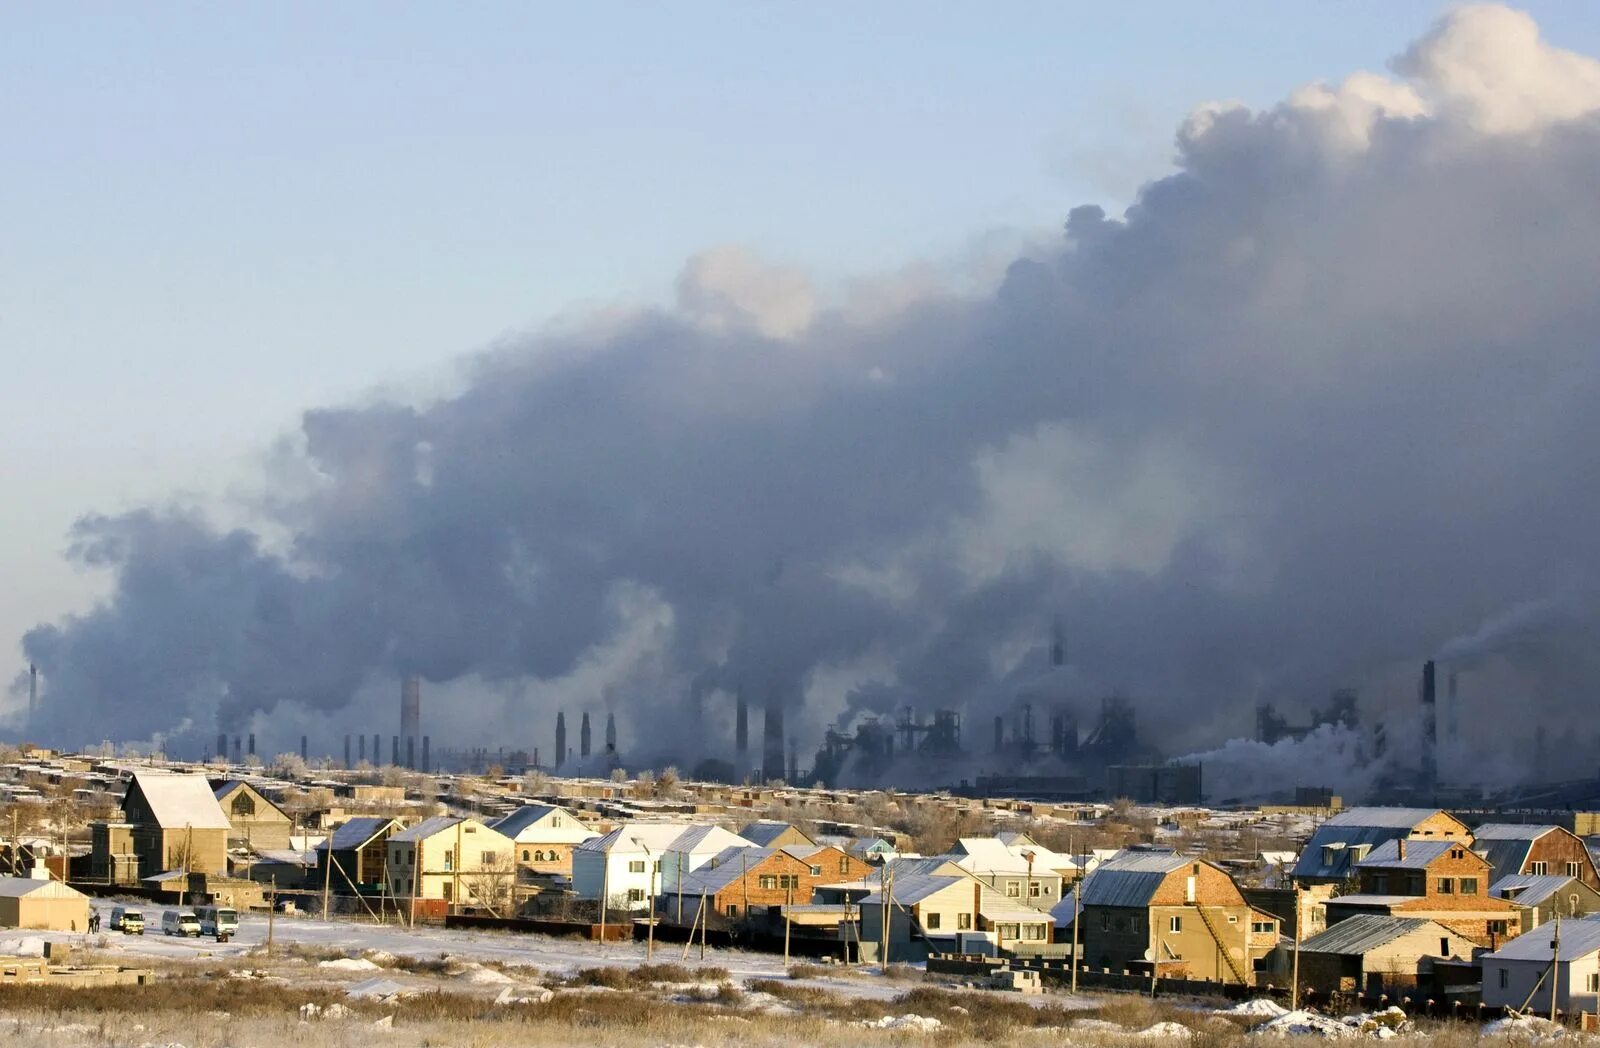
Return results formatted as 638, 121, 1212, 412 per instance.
386, 816, 514, 912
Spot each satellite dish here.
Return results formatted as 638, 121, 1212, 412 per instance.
1142, 948, 1154, 962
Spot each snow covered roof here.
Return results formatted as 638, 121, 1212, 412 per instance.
861, 873, 964, 907
739, 821, 811, 847
674, 847, 783, 894
1324, 807, 1447, 829
1357, 839, 1470, 870
1488, 918, 1600, 962
391, 816, 466, 843
1474, 824, 1561, 841
127, 772, 232, 830
490, 805, 560, 838
1291, 808, 1458, 881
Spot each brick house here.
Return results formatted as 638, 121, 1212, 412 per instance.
1068, 850, 1278, 984
659, 846, 820, 926
784, 844, 873, 884
739, 821, 816, 849
315, 816, 405, 894
488, 804, 598, 890
856, 873, 1055, 962
387, 816, 515, 912
1327, 838, 1522, 946
214, 780, 294, 852
1472, 824, 1600, 891
1295, 914, 1479, 996
1293, 808, 1471, 887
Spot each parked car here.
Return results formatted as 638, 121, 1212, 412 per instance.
161, 909, 201, 937
196, 905, 239, 939
110, 906, 144, 935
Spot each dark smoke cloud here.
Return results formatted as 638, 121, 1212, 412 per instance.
19, 6, 1600, 792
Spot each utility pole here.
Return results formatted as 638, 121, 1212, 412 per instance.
1290, 890, 1303, 1012
598, 847, 611, 946
1070, 870, 1081, 994
699, 883, 708, 960
1550, 913, 1561, 1021
10, 810, 17, 876
321, 828, 335, 921
266, 875, 277, 957
784, 884, 793, 967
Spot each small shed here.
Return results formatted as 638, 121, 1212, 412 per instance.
0, 876, 92, 931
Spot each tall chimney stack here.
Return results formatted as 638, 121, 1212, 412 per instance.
217, 732, 229, 763
605, 712, 617, 754
247, 733, 256, 757
421, 735, 430, 774
1420, 659, 1437, 793
555, 712, 567, 769
580, 712, 592, 758
392, 735, 400, 766
406, 736, 415, 770
358, 734, 366, 763
762, 702, 785, 782
300, 735, 308, 762
233, 736, 242, 763
344, 734, 352, 768
401, 676, 421, 768
735, 689, 749, 758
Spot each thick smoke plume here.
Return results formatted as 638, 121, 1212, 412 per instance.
17, 6, 1600, 795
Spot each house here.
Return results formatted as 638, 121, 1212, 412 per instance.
659, 846, 820, 925
109, 772, 233, 878
386, 816, 515, 911
783, 844, 873, 885
1490, 875, 1600, 928
489, 804, 598, 885
1294, 914, 1478, 996
857, 873, 1054, 962
947, 837, 1066, 908
1292, 808, 1471, 886
214, 781, 294, 851
1473, 825, 1600, 891
1070, 850, 1278, 984
573, 822, 754, 912
1327, 838, 1522, 946
739, 821, 816, 850
0, 875, 91, 931
1482, 918, 1600, 1017
316, 817, 404, 894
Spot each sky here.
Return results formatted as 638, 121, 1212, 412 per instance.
7, 4, 1600, 784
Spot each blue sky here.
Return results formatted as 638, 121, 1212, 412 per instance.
4, 2, 1598, 668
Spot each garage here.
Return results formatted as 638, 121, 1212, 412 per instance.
0, 876, 92, 932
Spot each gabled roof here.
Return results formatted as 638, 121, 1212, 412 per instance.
1324, 807, 1448, 829
1490, 874, 1584, 908
1299, 914, 1438, 956
490, 805, 562, 838
1473, 825, 1572, 883
126, 772, 232, 831
1488, 917, 1600, 962
577, 822, 751, 856
1079, 851, 1189, 908
1474, 824, 1561, 841
739, 821, 813, 848
861, 873, 964, 907
0, 876, 85, 899
318, 817, 400, 853
1358, 839, 1475, 871
1291, 808, 1458, 881
674, 846, 789, 895
391, 816, 468, 843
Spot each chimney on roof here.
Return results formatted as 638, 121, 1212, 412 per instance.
1397, 838, 1406, 861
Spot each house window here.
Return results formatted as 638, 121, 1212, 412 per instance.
1589, 973, 1600, 994
1436, 878, 1454, 895
839, 857, 850, 874
810, 865, 822, 876
549, 849, 560, 860
1440, 937, 1450, 956
1499, 969, 1509, 989
998, 923, 1019, 941
522, 850, 531, 862
1169, 916, 1183, 933
759, 875, 778, 890
627, 888, 645, 903
1373, 874, 1389, 894
1006, 882, 1021, 898
482, 851, 497, 866
1460, 877, 1478, 896
553, 816, 563, 827
629, 860, 645, 873
728, 905, 739, 918
1569, 862, 1582, 878
1030, 882, 1042, 897
957, 913, 972, 930
1252, 920, 1275, 934
443, 851, 455, 872
925, 912, 941, 930
1489, 920, 1509, 936
1449, 848, 1464, 860
1532, 861, 1549, 875
1226, 914, 1238, 924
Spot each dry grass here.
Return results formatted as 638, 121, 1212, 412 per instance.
557, 962, 731, 988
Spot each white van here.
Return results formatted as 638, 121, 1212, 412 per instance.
196, 906, 239, 938
110, 906, 145, 934
161, 909, 201, 937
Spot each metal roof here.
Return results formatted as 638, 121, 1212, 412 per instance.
673, 847, 781, 895
489, 805, 561, 838
1474, 838, 1535, 882
1473, 824, 1561, 841
0, 876, 85, 899
1299, 915, 1434, 956
1490, 874, 1583, 908
1325, 894, 1416, 907
317, 817, 398, 852
739, 821, 811, 848
1487, 917, 1600, 962
861, 873, 964, 906
1358, 839, 1464, 870
1323, 807, 1446, 829
391, 815, 468, 843
1078, 851, 1190, 908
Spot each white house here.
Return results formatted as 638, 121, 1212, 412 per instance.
572, 822, 755, 911
489, 804, 598, 881
1481, 917, 1600, 1017
946, 837, 1065, 908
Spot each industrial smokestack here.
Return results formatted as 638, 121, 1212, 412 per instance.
358, 734, 366, 763
580, 712, 592, 758
604, 712, 617, 754
401, 675, 421, 754
1447, 670, 1459, 741
406, 736, 415, 770
247, 733, 256, 757
762, 702, 785, 782
788, 738, 798, 784
372, 733, 380, 766
735, 689, 748, 758
27, 664, 37, 731
555, 712, 567, 769
300, 735, 307, 762
1420, 659, 1437, 793
217, 732, 228, 763
1051, 615, 1066, 668
233, 736, 241, 763
344, 734, 351, 768
392, 735, 400, 766
422, 735, 430, 773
